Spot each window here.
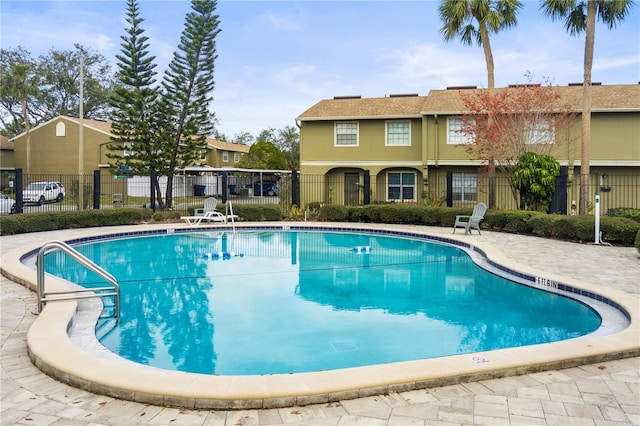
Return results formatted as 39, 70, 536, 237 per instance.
222, 151, 229, 162
387, 172, 416, 202
452, 173, 477, 202
447, 117, 473, 144
199, 149, 207, 161
386, 121, 410, 146
124, 142, 133, 157
335, 122, 358, 146
234, 152, 240, 163
55, 122, 65, 137
525, 118, 555, 144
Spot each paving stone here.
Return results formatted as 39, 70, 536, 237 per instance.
540, 400, 567, 416
16, 412, 60, 425
201, 411, 227, 426
517, 385, 550, 401
509, 414, 548, 425
599, 405, 630, 423
576, 379, 614, 395
334, 415, 388, 425
277, 405, 327, 423
472, 415, 511, 426
507, 397, 545, 419
436, 405, 473, 424
391, 402, 440, 420
474, 400, 509, 419
563, 401, 605, 420
582, 393, 620, 408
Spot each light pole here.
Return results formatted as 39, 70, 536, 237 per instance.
77, 45, 85, 210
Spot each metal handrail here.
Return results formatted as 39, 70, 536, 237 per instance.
37, 240, 120, 320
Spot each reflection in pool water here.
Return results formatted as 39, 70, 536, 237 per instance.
44, 230, 601, 375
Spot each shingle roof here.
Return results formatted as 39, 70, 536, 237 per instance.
51, 116, 249, 152
297, 84, 640, 120
297, 95, 427, 120
421, 84, 640, 113
208, 139, 250, 153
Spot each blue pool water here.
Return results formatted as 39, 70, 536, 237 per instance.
43, 230, 601, 375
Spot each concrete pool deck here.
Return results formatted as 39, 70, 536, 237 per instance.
1, 223, 639, 425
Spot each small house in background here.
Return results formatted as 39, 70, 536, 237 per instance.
9, 115, 250, 198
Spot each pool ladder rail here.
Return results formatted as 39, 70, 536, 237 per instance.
36, 240, 120, 322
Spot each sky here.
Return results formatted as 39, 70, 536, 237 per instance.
2, 0, 639, 140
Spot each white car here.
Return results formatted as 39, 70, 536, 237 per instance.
0, 193, 15, 214
22, 181, 65, 206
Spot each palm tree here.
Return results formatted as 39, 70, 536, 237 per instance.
8, 63, 39, 175
540, 0, 635, 215
438, 0, 522, 90
438, 0, 522, 208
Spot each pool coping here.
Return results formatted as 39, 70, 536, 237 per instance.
1, 222, 639, 410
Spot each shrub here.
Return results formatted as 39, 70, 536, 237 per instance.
600, 217, 640, 246
318, 204, 349, 222
635, 229, 640, 253
607, 208, 640, 223
0, 208, 151, 236
230, 204, 283, 221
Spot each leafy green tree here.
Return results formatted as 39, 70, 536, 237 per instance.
438, 0, 522, 209
0, 46, 114, 137
39, 46, 114, 121
157, 0, 221, 210
251, 126, 299, 170
1, 56, 41, 174
512, 151, 560, 212
238, 140, 286, 170
0, 47, 41, 140
275, 126, 300, 170
540, 0, 636, 215
232, 131, 254, 145
107, 0, 162, 201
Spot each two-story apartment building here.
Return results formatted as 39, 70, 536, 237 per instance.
297, 84, 640, 211
10, 115, 250, 177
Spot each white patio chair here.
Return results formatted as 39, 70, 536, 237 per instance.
453, 203, 487, 235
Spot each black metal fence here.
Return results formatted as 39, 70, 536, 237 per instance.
5, 168, 639, 216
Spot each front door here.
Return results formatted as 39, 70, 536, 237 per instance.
344, 173, 360, 206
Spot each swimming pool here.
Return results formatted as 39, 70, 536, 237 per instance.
13, 223, 636, 409
43, 229, 602, 375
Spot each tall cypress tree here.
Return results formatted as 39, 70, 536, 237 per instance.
107, 0, 161, 197
158, 0, 220, 209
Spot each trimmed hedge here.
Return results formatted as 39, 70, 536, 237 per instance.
2, 203, 639, 248
0, 208, 153, 236
317, 204, 640, 247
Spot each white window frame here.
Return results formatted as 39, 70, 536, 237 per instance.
452, 173, 477, 202
386, 171, 416, 202
222, 151, 229, 162
447, 117, 474, 145
199, 149, 207, 161
334, 122, 359, 147
385, 120, 411, 146
123, 142, 133, 157
234, 152, 240, 163
525, 117, 555, 144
